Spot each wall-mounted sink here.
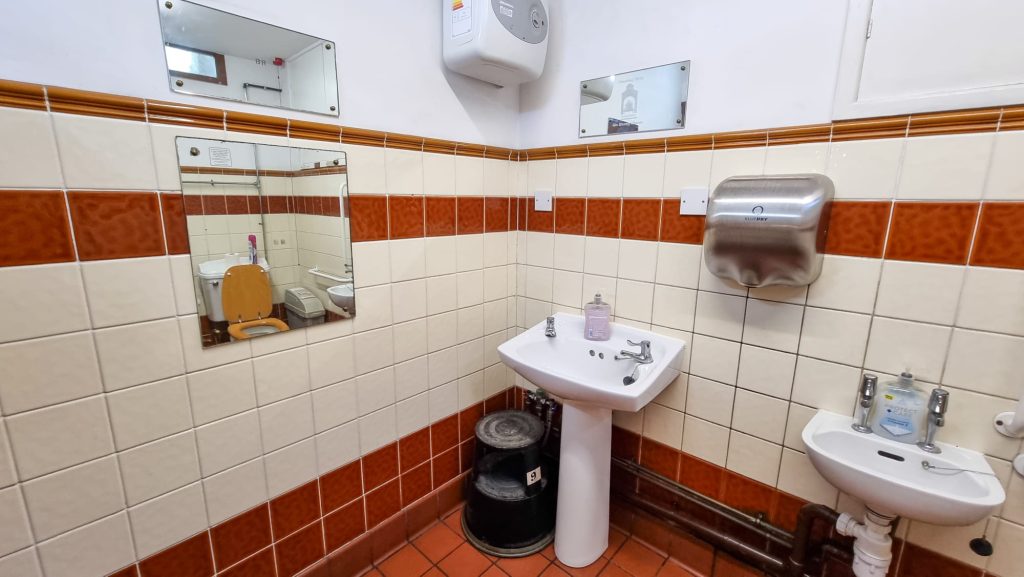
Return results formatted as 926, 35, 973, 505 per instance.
498, 313, 685, 567
326, 283, 354, 310
802, 410, 1005, 526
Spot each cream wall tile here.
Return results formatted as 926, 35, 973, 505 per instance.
483, 232, 508, 267
259, 394, 315, 453
555, 157, 587, 197
483, 300, 507, 334
53, 114, 156, 189
0, 332, 102, 414
307, 336, 354, 389
693, 291, 745, 340
865, 318, 950, 382
457, 305, 485, 343
422, 152, 455, 196
428, 347, 458, 389
385, 148, 423, 195
7, 396, 113, 480
429, 381, 458, 421
187, 361, 256, 426
897, 133, 993, 199
253, 347, 310, 405
315, 421, 359, 474
617, 239, 658, 282
36, 512, 134, 577
826, 138, 903, 199
0, 108, 62, 187
777, 449, 838, 505
483, 159, 509, 196
587, 155, 624, 198
697, 251, 748, 296
455, 155, 483, 195
202, 458, 268, 524
662, 150, 712, 196
81, 257, 176, 328
655, 243, 702, 289
0, 264, 90, 344
107, 376, 191, 450
179, 315, 251, 372
685, 376, 735, 426
763, 143, 828, 174
614, 280, 654, 323
118, 431, 200, 506
150, 124, 227, 191
93, 318, 184, 392
806, 255, 881, 314
937, 386, 1021, 460
551, 270, 583, 308
527, 160, 555, 193
393, 318, 428, 363
623, 153, 665, 197
354, 327, 394, 375
342, 144, 386, 195
986, 520, 1024, 577
264, 438, 317, 497
427, 312, 457, 353
743, 299, 803, 353
0, 426, 15, 488
483, 267, 508, 302
390, 238, 426, 282
908, 518, 990, 569
0, 547, 42, 577
356, 367, 396, 416
22, 455, 124, 540
456, 234, 484, 271
457, 339, 484, 378
525, 231, 554, 268
875, 261, 964, 325
0, 486, 32, 557
726, 431, 781, 486
1004, 473, 1024, 525
311, 379, 357, 433
305, 318, 353, 345
195, 410, 261, 476
783, 403, 816, 450
943, 329, 1024, 399
798, 307, 870, 366
709, 147, 765, 189
458, 372, 484, 410
957, 267, 1024, 336
352, 284, 393, 333
985, 131, 1024, 199
731, 389, 787, 443
396, 393, 429, 437
612, 409, 643, 434
426, 275, 458, 315
748, 284, 807, 305
358, 405, 396, 454
458, 270, 485, 307
553, 234, 585, 272
352, 241, 392, 287
643, 403, 684, 449
681, 416, 729, 466
128, 482, 208, 558
737, 345, 796, 399
654, 374, 688, 412
790, 357, 860, 414
651, 285, 696, 331
689, 334, 740, 385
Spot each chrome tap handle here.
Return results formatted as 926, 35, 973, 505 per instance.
544, 316, 556, 338
918, 388, 949, 454
616, 340, 652, 363
852, 374, 877, 434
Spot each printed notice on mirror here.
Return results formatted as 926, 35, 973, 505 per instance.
209, 147, 232, 167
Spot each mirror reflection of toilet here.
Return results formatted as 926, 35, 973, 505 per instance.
221, 264, 290, 340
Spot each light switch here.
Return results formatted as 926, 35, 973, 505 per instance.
534, 189, 553, 212
679, 187, 709, 215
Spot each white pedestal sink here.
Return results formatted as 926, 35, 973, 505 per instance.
802, 410, 1005, 577
497, 313, 685, 567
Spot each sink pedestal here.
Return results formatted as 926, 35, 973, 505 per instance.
554, 401, 612, 568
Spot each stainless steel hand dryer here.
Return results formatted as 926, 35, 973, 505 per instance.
703, 174, 834, 287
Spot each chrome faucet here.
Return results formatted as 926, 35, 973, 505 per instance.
544, 316, 556, 338
917, 387, 949, 454
852, 374, 877, 434
615, 340, 653, 363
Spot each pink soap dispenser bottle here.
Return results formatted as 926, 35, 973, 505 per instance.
584, 293, 611, 341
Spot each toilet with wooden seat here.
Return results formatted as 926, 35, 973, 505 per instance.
220, 264, 290, 340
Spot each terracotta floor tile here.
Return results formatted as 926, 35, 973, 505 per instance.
378, 544, 432, 577
413, 522, 465, 563
603, 529, 628, 559
598, 565, 631, 576
656, 561, 698, 577
611, 539, 666, 577
556, 557, 608, 577
483, 567, 512, 577
425, 569, 448, 577
540, 565, 571, 577
443, 507, 466, 538
496, 554, 551, 577
540, 543, 556, 560
365, 571, 385, 577
438, 542, 493, 577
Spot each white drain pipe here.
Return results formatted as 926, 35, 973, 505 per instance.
835, 509, 897, 577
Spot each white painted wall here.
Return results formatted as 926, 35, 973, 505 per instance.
518, 0, 850, 148
0, 0, 520, 147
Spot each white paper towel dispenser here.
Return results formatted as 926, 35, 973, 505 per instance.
703, 174, 834, 287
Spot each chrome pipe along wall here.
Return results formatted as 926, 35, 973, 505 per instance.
610, 457, 845, 577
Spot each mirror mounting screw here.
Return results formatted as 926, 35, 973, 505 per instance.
165, 1, 173, 8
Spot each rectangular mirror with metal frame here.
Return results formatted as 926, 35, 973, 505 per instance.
578, 61, 690, 138
158, 0, 340, 116
176, 137, 353, 348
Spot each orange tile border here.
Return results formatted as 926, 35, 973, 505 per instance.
67, 191, 167, 261
824, 201, 892, 258
970, 202, 1024, 270
46, 85, 146, 121
0, 190, 76, 266
885, 202, 979, 265
146, 99, 224, 129
0, 79, 47, 111
225, 110, 288, 136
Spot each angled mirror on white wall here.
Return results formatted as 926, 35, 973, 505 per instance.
157, 0, 340, 116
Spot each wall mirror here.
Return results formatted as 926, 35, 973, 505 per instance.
578, 61, 690, 137
158, 0, 340, 116
176, 137, 353, 348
